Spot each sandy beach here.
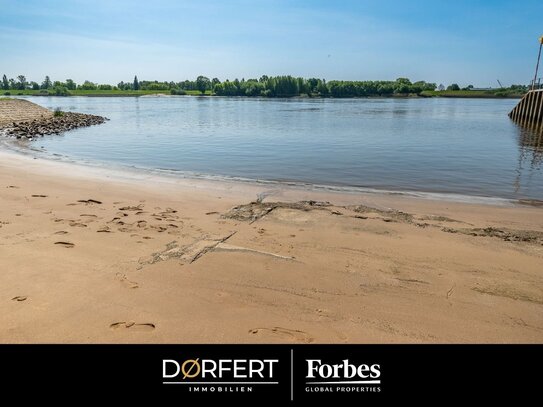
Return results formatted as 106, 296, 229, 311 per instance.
0, 147, 541, 344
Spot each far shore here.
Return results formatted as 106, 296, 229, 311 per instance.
3, 90, 523, 99
0, 148, 542, 343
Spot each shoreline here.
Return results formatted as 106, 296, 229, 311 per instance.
0, 138, 533, 207
5, 97, 535, 205
1, 147, 542, 343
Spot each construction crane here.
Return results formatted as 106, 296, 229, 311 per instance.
496, 79, 504, 89
532, 35, 543, 90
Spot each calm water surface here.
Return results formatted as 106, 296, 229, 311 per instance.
21, 96, 543, 200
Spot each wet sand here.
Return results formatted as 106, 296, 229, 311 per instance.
0, 150, 542, 343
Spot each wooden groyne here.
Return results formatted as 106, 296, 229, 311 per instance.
509, 89, 543, 123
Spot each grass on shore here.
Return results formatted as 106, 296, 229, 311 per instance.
2, 89, 212, 97
420, 89, 524, 98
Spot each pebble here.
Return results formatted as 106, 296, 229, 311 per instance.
0, 112, 108, 139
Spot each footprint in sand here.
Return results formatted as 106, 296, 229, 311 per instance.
248, 327, 314, 343
115, 273, 139, 289
69, 221, 87, 228
54, 241, 75, 248
110, 322, 155, 331
6, 185, 20, 189
31, 194, 47, 198
11, 296, 27, 302
119, 205, 143, 211
97, 226, 111, 233
77, 199, 102, 205
54, 231, 68, 235
315, 308, 329, 316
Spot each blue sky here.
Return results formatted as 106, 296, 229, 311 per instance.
1, 0, 542, 87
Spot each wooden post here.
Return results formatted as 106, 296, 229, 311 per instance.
533, 36, 543, 90
536, 90, 543, 123
528, 91, 536, 119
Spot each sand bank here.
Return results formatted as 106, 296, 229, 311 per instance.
0, 149, 542, 343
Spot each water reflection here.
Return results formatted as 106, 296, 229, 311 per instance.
513, 119, 543, 169
511, 119, 543, 195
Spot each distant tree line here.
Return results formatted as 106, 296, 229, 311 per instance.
208, 76, 439, 97
2, 74, 75, 95
1, 73, 529, 97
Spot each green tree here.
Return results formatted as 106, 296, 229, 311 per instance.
240, 80, 264, 96
79, 80, 97, 90
316, 79, 329, 96
196, 76, 211, 94
54, 86, 70, 96
212, 77, 220, 87
16, 75, 27, 90
65, 79, 76, 90
133, 75, 140, 90
42, 76, 52, 89
143, 82, 169, 90
394, 77, 412, 94
30, 81, 40, 90
213, 80, 240, 96
2, 74, 8, 90
270, 76, 299, 97
447, 83, 460, 91
179, 80, 197, 90
395, 77, 412, 85
307, 78, 319, 94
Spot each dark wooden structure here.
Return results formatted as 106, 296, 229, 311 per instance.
509, 89, 543, 124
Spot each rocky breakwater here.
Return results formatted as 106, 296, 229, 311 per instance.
1, 112, 108, 140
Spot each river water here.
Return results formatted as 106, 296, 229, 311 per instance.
19, 96, 543, 200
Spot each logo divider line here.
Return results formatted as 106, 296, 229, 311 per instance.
163, 381, 279, 385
